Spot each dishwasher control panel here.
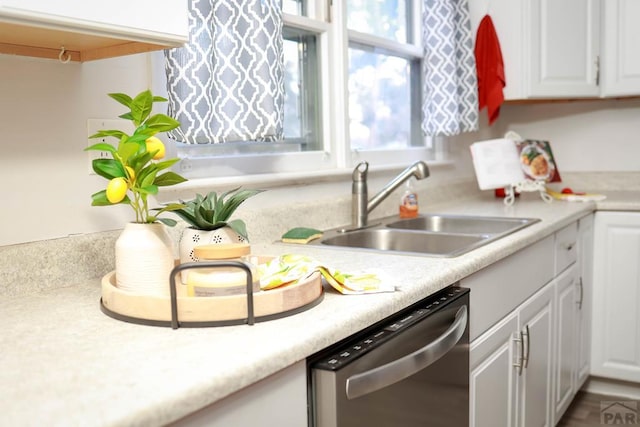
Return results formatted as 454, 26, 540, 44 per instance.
312, 285, 468, 371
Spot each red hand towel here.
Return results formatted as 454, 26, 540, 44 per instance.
474, 15, 505, 125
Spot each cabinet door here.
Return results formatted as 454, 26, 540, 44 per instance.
468, 0, 527, 100
528, 0, 600, 98
518, 282, 554, 427
0, 0, 187, 42
172, 361, 308, 427
601, 0, 640, 96
592, 212, 640, 382
576, 214, 594, 388
553, 264, 579, 423
470, 313, 519, 427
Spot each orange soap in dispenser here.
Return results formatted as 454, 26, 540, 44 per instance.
399, 178, 419, 218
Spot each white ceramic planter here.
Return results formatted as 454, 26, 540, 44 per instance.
178, 227, 247, 282
115, 222, 175, 296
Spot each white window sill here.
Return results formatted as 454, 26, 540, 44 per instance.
156, 159, 455, 204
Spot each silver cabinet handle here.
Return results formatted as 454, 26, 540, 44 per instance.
577, 277, 584, 310
345, 305, 467, 400
523, 324, 530, 368
513, 331, 524, 376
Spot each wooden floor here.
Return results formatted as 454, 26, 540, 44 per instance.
557, 391, 636, 427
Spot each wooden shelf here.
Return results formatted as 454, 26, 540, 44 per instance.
0, 21, 180, 62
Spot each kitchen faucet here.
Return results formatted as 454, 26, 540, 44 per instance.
351, 161, 430, 229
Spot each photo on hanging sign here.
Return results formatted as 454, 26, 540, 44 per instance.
515, 139, 562, 183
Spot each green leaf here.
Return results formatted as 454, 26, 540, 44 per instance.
140, 167, 158, 188
90, 190, 110, 206
194, 205, 216, 229
119, 112, 134, 121
92, 159, 126, 180
89, 130, 128, 140
158, 202, 187, 212
145, 114, 180, 132
129, 151, 155, 170
85, 143, 116, 154
130, 90, 153, 126
117, 141, 142, 164
154, 157, 180, 172
126, 133, 150, 144
138, 184, 159, 195
152, 95, 168, 103
154, 171, 187, 186
227, 219, 249, 239
218, 188, 263, 221
108, 93, 133, 108
90, 190, 130, 206
152, 203, 187, 227
170, 209, 198, 226
157, 217, 178, 227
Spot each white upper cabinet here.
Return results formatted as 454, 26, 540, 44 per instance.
470, 0, 640, 99
528, 0, 600, 98
469, 0, 526, 101
600, 0, 640, 96
0, 0, 188, 62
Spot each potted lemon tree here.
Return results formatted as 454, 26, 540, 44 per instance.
86, 90, 187, 295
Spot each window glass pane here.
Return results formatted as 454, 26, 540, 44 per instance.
174, 29, 321, 173
348, 47, 412, 150
283, 38, 302, 139
347, 0, 409, 43
283, 0, 302, 15
283, 30, 321, 150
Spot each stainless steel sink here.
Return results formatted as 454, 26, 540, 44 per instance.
315, 214, 540, 257
320, 229, 489, 257
386, 214, 539, 235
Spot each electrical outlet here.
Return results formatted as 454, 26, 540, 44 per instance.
87, 119, 133, 175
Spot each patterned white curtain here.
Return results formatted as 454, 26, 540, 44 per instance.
422, 0, 479, 136
164, 0, 284, 144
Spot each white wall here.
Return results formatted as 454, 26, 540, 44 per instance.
0, 54, 152, 245
1, 52, 639, 247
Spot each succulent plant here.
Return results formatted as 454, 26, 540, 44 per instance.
171, 188, 263, 238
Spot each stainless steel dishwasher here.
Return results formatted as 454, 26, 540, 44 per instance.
309, 285, 469, 427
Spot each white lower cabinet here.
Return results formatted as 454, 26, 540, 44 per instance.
170, 361, 307, 427
470, 282, 554, 427
519, 282, 555, 427
576, 214, 594, 389
469, 215, 594, 427
552, 264, 579, 422
592, 212, 640, 382
470, 312, 519, 427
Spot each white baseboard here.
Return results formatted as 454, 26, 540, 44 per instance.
583, 376, 640, 400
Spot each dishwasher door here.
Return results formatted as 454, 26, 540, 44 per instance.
310, 286, 469, 427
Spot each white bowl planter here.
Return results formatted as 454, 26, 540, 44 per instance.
178, 227, 247, 282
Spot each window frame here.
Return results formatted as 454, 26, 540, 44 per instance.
151, 0, 442, 183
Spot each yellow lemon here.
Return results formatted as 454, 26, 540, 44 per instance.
106, 177, 128, 203
145, 136, 165, 160
125, 166, 135, 182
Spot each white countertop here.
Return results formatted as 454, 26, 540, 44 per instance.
1, 191, 636, 426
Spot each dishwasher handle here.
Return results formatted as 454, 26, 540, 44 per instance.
345, 305, 467, 400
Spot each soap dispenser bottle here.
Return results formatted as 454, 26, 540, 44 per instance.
399, 178, 419, 218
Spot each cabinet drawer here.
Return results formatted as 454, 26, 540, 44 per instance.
555, 223, 578, 274
462, 235, 555, 341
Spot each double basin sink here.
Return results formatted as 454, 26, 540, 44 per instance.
314, 214, 540, 257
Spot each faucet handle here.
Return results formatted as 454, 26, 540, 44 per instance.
352, 161, 368, 181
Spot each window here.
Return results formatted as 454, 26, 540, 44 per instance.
161, 0, 433, 180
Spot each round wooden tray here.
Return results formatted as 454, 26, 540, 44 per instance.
100, 264, 323, 328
